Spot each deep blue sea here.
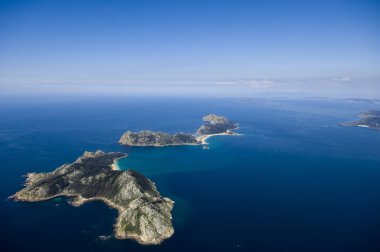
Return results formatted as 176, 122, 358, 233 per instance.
1, 96, 379, 252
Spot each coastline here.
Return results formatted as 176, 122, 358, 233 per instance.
123, 142, 201, 147
110, 155, 127, 171
121, 132, 241, 147
196, 131, 242, 145
196, 133, 229, 144
11, 151, 175, 245
11, 192, 169, 245
11, 154, 170, 245
72, 195, 173, 245
111, 161, 120, 171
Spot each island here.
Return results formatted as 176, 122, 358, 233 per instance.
340, 111, 380, 129
196, 114, 238, 135
11, 150, 174, 245
119, 114, 239, 147
119, 131, 199, 146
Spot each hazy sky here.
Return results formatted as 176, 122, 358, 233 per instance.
0, 0, 379, 96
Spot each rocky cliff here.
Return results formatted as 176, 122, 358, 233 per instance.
11, 150, 174, 245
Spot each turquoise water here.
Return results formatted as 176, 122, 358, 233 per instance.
1, 96, 380, 251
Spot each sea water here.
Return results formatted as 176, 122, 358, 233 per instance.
0, 96, 379, 251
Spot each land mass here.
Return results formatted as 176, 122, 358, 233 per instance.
340, 111, 380, 129
119, 131, 199, 146
196, 114, 238, 135
119, 114, 238, 146
11, 150, 174, 245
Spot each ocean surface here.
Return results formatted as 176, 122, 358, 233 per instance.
0, 96, 379, 252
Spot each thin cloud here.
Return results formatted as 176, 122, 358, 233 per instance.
332, 76, 351, 81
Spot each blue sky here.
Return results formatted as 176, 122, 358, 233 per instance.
0, 0, 379, 96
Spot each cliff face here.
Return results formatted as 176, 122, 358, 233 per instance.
197, 114, 238, 135
11, 151, 174, 245
341, 111, 380, 129
119, 130, 199, 146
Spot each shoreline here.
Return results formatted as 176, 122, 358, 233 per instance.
110, 155, 127, 171
122, 142, 201, 147
119, 124, 241, 147
11, 192, 166, 245
119, 130, 242, 147
196, 133, 229, 144
111, 161, 120, 171
10, 152, 173, 245
196, 131, 242, 145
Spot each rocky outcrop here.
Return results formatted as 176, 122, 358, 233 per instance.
340, 111, 380, 129
11, 151, 174, 245
119, 130, 199, 146
197, 114, 238, 135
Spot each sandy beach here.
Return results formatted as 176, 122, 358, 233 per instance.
196, 133, 229, 144
111, 162, 120, 171
110, 155, 127, 170
196, 131, 242, 144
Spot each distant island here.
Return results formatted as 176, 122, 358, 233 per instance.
119, 131, 199, 146
11, 151, 174, 245
119, 114, 239, 147
340, 111, 380, 129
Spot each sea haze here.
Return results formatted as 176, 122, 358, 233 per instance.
0, 96, 379, 252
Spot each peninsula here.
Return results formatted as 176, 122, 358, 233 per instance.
340, 111, 380, 130
11, 150, 174, 245
119, 114, 239, 147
